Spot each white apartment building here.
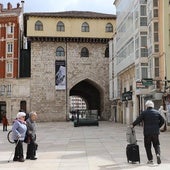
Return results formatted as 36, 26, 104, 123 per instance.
70, 96, 86, 111
110, 0, 163, 124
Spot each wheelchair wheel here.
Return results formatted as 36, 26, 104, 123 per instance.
7, 130, 15, 144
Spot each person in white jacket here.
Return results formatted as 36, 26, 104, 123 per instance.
158, 106, 167, 131
12, 112, 27, 162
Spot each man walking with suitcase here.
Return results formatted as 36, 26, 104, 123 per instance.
131, 100, 165, 164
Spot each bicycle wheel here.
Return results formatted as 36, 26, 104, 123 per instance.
7, 130, 15, 144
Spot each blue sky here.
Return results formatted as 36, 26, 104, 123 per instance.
0, 0, 116, 14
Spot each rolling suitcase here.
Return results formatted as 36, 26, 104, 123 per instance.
126, 143, 140, 163
126, 127, 140, 163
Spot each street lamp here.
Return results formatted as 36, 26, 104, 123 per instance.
162, 52, 167, 92
158, 52, 168, 92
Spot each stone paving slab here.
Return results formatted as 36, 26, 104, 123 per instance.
0, 121, 170, 170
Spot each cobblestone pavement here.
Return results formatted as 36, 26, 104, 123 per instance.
0, 121, 170, 170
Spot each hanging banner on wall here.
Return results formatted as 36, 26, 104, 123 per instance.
55, 60, 66, 90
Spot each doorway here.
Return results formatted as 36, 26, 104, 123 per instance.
0, 101, 6, 122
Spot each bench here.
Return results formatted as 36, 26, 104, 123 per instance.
74, 110, 99, 127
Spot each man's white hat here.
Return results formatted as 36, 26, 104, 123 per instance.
17, 112, 26, 118
145, 100, 154, 108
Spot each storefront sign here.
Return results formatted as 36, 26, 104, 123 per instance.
142, 78, 153, 86
136, 81, 146, 88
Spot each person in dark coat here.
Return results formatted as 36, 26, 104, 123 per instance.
26, 111, 38, 160
2, 113, 9, 131
131, 100, 165, 165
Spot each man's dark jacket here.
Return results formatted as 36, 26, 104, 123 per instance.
132, 107, 165, 136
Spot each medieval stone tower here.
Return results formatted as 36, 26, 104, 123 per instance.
24, 11, 116, 121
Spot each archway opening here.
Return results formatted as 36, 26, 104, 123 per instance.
69, 79, 102, 117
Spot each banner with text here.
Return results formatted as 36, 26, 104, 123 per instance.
55, 60, 66, 90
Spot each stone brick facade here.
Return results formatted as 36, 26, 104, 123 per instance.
30, 41, 111, 121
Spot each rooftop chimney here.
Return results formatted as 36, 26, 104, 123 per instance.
0, 3, 3, 12
21, 0, 24, 12
17, 3, 20, 8
7, 2, 12, 10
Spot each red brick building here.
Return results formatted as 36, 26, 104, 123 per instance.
0, 2, 25, 122
0, 2, 23, 78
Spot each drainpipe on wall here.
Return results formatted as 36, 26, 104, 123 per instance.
18, 0, 25, 78
65, 40, 68, 121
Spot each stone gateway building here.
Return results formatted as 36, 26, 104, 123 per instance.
24, 11, 116, 121
0, 10, 116, 122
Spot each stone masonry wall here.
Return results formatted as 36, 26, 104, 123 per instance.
30, 41, 111, 121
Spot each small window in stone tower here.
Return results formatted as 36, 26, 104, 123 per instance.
57, 21, 65, 32
81, 22, 89, 32
35, 20, 43, 31
81, 47, 89, 57
106, 23, 113, 32
56, 47, 65, 56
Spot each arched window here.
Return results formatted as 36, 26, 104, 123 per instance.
81, 22, 89, 32
35, 20, 43, 31
105, 23, 113, 32
81, 47, 89, 57
56, 47, 65, 56
57, 21, 65, 32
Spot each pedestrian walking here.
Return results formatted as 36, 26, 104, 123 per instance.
2, 112, 9, 131
131, 100, 165, 164
12, 112, 27, 162
158, 106, 167, 131
26, 111, 38, 160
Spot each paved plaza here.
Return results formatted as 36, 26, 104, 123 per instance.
0, 121, 170, 170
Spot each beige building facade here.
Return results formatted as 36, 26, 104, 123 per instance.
159, 0, 170, 123
159, 0, 170, 82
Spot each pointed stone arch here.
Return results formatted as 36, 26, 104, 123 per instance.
69, 78, 104, 117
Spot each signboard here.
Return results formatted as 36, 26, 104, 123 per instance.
136, 81, 145, 88
136, 78, 153, 89
142, 78, 153, 86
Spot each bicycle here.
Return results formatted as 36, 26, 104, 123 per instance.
7, 130, 15, 144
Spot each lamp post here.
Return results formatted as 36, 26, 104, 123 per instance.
163, 52, 167, 92
65, 40, 68, 121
